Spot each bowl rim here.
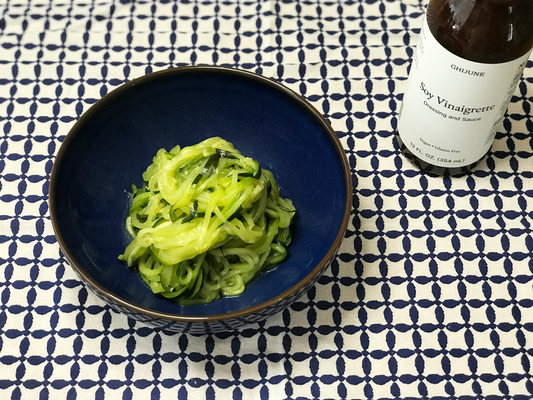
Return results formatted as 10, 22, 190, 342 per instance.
49, 65, 353, 324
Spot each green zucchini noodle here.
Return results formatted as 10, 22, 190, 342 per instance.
119, 137, 296, 305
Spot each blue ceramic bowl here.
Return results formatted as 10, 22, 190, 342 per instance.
49, 66, 352, 334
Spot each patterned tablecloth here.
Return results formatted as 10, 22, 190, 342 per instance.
1, 0, 533, 399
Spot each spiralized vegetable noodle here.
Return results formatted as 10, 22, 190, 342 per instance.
119, 137, 296, 305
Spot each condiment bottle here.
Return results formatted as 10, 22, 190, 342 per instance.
397, 0, 533, 175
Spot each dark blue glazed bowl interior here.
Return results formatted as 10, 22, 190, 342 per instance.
50, 66, 351, 323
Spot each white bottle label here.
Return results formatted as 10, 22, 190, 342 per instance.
398, 17, 532, 168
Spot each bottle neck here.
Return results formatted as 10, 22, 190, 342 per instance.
427, 0, 533, 63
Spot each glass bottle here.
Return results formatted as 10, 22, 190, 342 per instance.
397, 0, 533, 176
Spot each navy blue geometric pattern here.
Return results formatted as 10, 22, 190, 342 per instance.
1, 0, 533, 398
